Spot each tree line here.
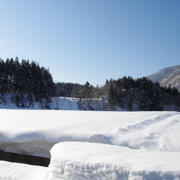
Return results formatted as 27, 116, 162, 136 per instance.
55, 81, 95, 98
55, 76, 180, 111
0, 57, 179, 111
106, 76, 180, 111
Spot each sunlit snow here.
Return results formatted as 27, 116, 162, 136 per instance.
0, 110, 180, 179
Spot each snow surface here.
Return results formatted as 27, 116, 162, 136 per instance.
45, 142, 180, 180
0, 161, 46, 180
0, 110, 180, 179
0, 96, 81, 110
1, 110, 179, 157
51, 97, 79, 110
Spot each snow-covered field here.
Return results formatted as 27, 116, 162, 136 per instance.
0, 110, 180, 179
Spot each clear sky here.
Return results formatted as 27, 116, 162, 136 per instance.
0, 0, 179, 86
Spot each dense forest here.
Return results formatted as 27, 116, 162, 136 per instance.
0, 58, 55, 108
55, 77, 180, 111
55, 81, 94, 98
0, 58, 180, 111
105, 76, 180, 111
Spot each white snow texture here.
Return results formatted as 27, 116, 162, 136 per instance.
0, 110, 180, 179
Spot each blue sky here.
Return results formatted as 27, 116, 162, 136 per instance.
0, 0, 179, 86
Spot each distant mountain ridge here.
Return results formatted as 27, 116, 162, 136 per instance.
147, 65, 180, 91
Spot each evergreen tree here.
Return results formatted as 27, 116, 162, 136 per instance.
0, 58, 55, 108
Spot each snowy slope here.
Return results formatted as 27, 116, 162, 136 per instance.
147, 65, 180, 91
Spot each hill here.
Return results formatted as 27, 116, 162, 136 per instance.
147, 65, 180, 91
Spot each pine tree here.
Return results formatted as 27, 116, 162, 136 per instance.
109, 84, 116, 110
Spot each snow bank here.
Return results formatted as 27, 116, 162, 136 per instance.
46, 142, 180, 180
0, 110, 179, 157
0, 160, 46, 180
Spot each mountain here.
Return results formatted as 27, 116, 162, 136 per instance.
147, 65, 180, 91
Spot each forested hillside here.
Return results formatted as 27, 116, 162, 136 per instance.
105, 76, 180, 111
0, 58, 55, 108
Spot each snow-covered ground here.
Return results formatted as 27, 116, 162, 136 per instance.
51, 97, 80, 110
1, 110, 178, 157
0, 161, 46, 180
0, 95, 108, 111
0, 110, 180, 179
46, 142, 180, 180
0, 95, 80, 110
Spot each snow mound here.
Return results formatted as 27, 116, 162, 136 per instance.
46, 142, 180, 180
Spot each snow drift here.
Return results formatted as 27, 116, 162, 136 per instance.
46, 142, 180, 180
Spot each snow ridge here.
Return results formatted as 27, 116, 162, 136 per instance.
115, 112, 175, 132
88, 112, 180, 151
